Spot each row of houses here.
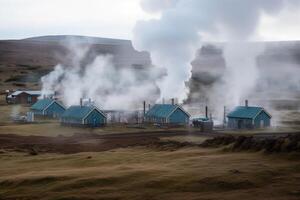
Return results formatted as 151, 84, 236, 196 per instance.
30, 97, 271, 129
10, 89, 271, 129
30, 99, 107, 127
30, 99, 190, 127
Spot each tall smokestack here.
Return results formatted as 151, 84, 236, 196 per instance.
245, 100, 248, 107
171, 98, 174, 105
205, 106, 208, 119
223, 106, 226, 126
80, 98, 83, 107
143, 101, 146, 116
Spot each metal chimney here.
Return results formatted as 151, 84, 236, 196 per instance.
223, 106, 226, 126
245, 100, 248, 107
205, 106, 208, 119
143, 101, 146, 116
171, 98, 175, 105
80, 98, 83, 107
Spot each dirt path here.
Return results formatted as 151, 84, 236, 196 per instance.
1, 130, 299, 154
0, 130, 209, 154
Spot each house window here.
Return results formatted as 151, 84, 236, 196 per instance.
27, 96, 32, 103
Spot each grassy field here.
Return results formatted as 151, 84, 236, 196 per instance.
1, 147, 300, 200
1, 102, 300, 200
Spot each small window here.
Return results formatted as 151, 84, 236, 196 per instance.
27, 96, 32, 103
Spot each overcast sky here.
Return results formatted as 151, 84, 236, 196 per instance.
0, 0, 300, 41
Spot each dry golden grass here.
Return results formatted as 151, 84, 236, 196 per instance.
0, 147, 300, 200
160, 135, 210, 144
0, 99, 300, 199
0, 122, 197, 137
0, 104, 30, 124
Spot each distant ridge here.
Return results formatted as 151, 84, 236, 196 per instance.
22, 35, 131, 46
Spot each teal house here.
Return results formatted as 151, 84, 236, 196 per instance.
31, 98, 66, 118
145, 104, 190, 124
227, 101, 271, 129
61, 106, 106, 127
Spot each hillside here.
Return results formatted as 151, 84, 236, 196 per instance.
188, 41, 300, 105
0, 36, 300, 105
0, 35, 152, 91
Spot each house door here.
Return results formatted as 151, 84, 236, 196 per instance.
93, 118, 97, 127
238, 120, 243, 129
260, 120, 264, 128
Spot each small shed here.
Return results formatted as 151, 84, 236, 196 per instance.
227, 102, 271, 129
61, 105, 107, 127
145, 104, 190, 125
7, 90, 41, 104
192, 117, 214, 132
31, 98, 66, 118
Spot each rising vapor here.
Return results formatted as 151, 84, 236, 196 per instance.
41, 38, 160, 110
133, 0, 299, 106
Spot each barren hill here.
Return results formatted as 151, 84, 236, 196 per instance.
0, 35, 300, 104
0, 35, 151, 90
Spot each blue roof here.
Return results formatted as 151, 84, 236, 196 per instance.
145, 104, 188, 118
62, 106, 105, 120
227, 106, 270, 119
31, 99, 54, 111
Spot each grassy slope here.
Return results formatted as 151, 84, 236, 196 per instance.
0, 148, 300, 200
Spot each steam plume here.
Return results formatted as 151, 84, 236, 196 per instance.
41, 39, 159, 110
133, 0, 299, 105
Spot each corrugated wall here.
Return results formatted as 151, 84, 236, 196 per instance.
84, 110, 106, 127
169, 108, 189, 124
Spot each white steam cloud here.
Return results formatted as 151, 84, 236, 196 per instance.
207, 43, 265, 120
40, 0, 300, 119
133, 0, 300, 106
41, 40, 159, 110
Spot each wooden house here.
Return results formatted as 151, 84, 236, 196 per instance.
7, 90, 41, 104
61, 105, 107, 127
31, 98, 66, 118
145, 104, 190, 124
227, 101, 271, 129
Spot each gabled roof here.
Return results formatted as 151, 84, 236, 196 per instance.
31, 99, 54, 111
31, 99, 65, 111
62, 106, 106, 120
227, 106, 271, 119
145, 104, 190, 118
11, 90, 41, 96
